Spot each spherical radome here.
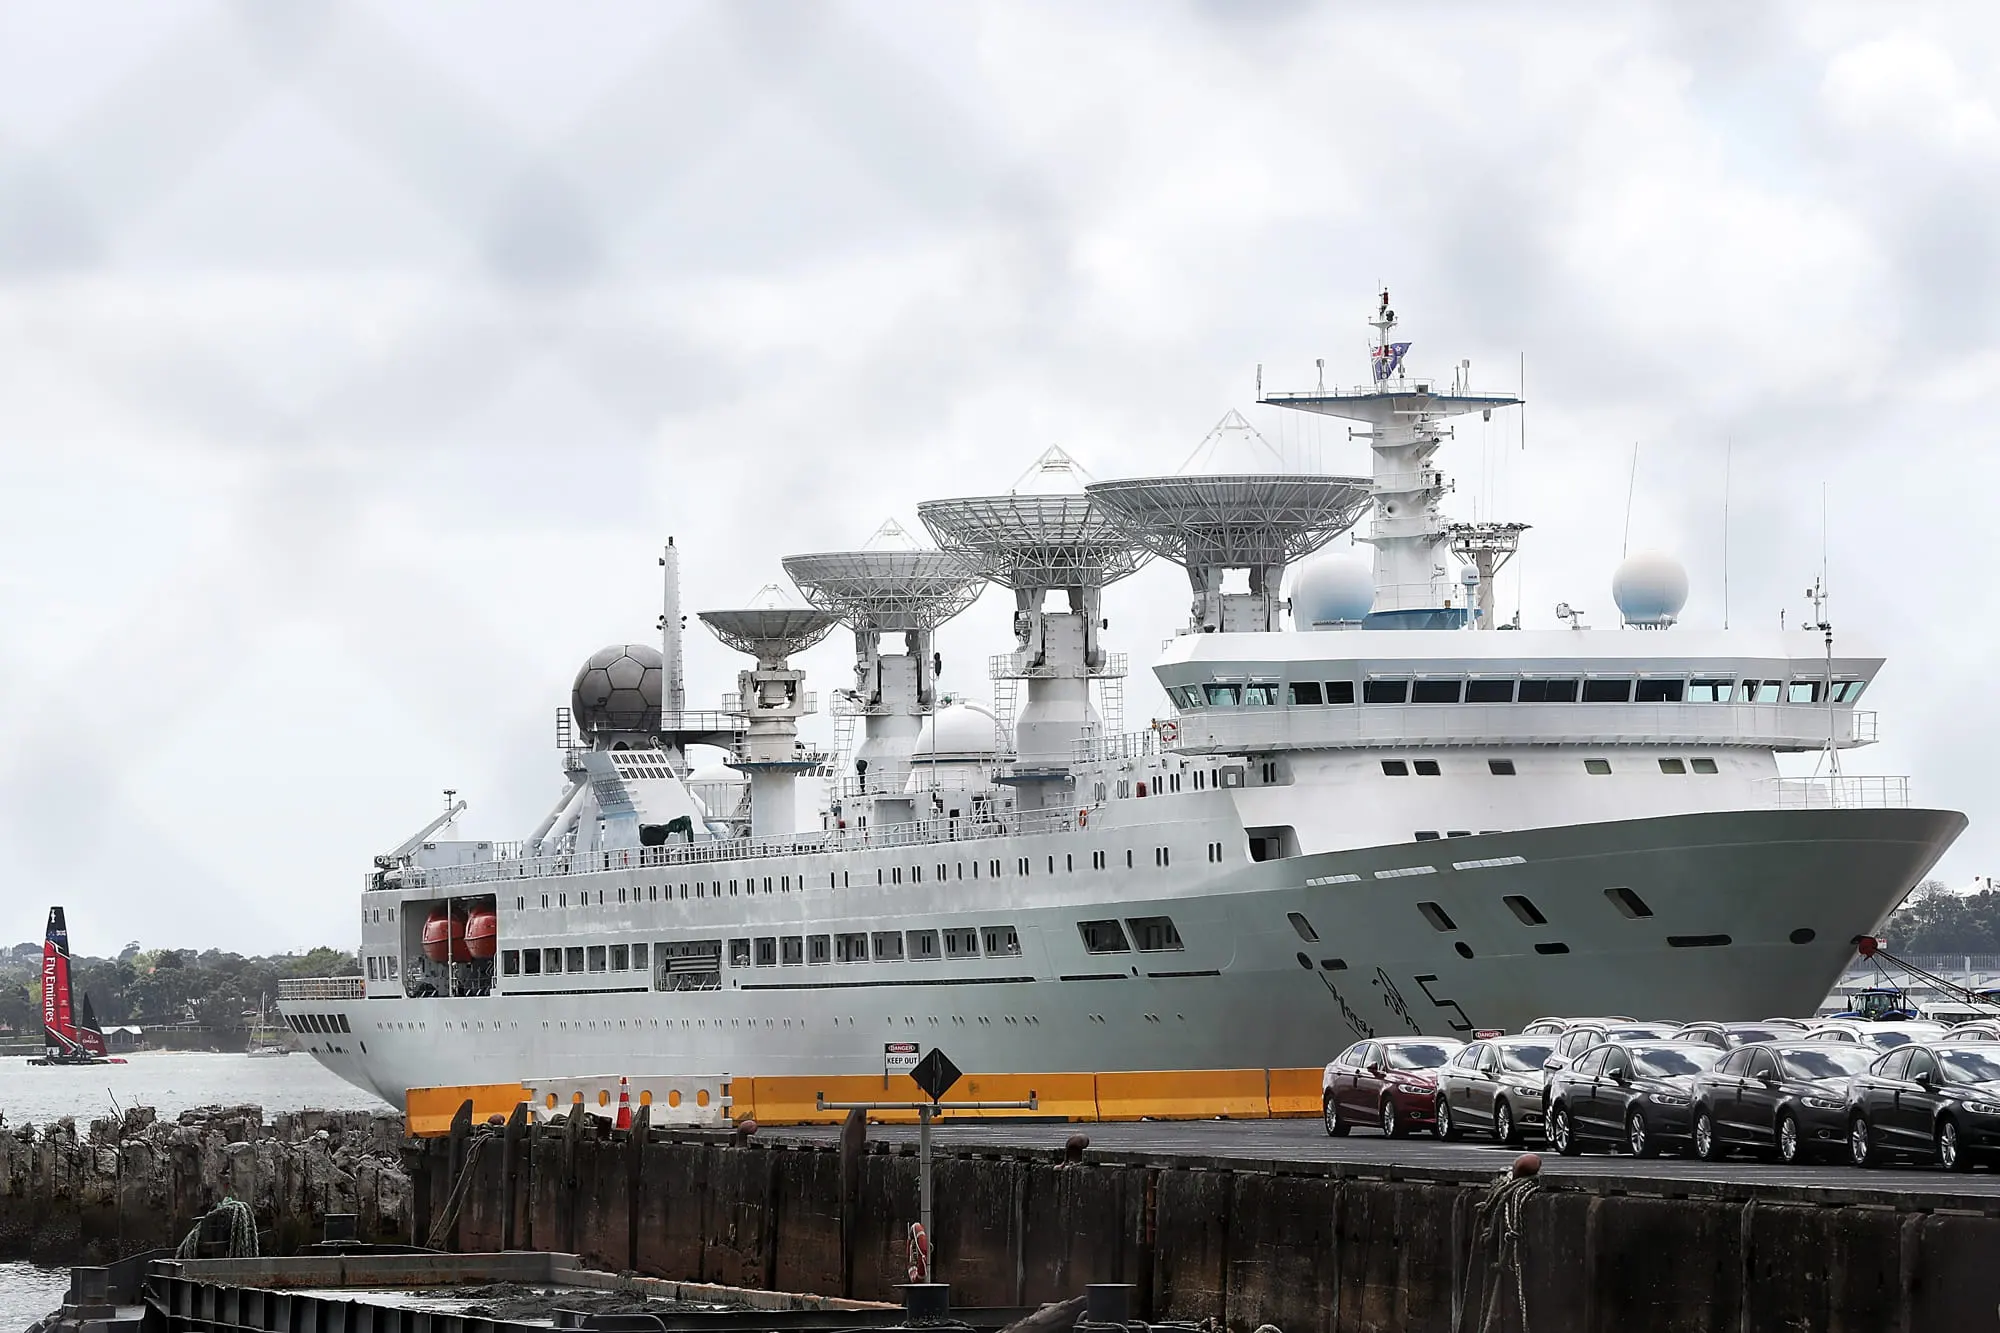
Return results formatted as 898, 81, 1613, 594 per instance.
1291, 555, 1374, 629
571, 643, 663, 733
914, 701, 1001, 756
1612, 552, 1689, 626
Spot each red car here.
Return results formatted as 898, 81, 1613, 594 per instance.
1323, 1036, 1466, 1137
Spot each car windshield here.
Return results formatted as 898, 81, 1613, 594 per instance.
1385, 1042, 1457, 1071
1780, 1048, 1875, 1080
1608, 1025, 1680, 1040
1864, 1031, 1915, 1049
1724, 1027, 1789, 1044
1633, 1047, 1722, 1077
1940, 1050, 2000, 1084
1499, 1043, 1557, 1073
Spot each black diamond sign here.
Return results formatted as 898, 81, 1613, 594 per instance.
910, 1048, 963, 1102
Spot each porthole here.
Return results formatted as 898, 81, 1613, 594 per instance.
1503, 895, 1548, 927
1789, 928, 1817, 945
1418, 901, 1457, 932
1534, 942, 1571, 955
1605, 886, 1654, 919
1287, 912, 1319, 942
1454, 942, 1475, 959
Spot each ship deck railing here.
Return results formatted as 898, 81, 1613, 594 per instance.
275, 976, 365, 1002
398, 803, 1091, 891
1763, 775, 1910, 809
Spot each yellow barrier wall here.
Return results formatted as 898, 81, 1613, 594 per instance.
406, 1083, 530, 1137
952, 1073, 1098, 1120
1095, 1068, 1270, 1121
1266, 1067, 1327, 1118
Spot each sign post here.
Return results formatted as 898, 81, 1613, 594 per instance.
818, 1046, 1035, 1262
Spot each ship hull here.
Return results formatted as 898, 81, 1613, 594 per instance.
292, 806, 1963, 1110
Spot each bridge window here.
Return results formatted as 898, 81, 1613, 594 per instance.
1412, 679, 1461, 704
1692, 757, 1719, 773
1659, 758, 1687, 774
1488, 759, 1516, 775
1466, 679, 1514, 703
1635, 679, 1685, 702
1688, 678, 1732, 702
1129, 916, 1184, 951
1416, 830, 1442, 841
1363, 680, 1410, 704
1204, 683, 1242, 706
1325, 681, 1356, 704
1835, 680, 1867, 702
1414, 760, 1441, 776
1789, 681, 1823, 703
1290, 681, 1324, 706
1381, 759, 1410, 776
1738, 680, 1782, 703
1245, 683, 1279, 705
1172, 686, 1203, 708
1584, 758, 1612, 775
1517, 679, 1578, 702
1582, 679, 1632, 703
1079, 919, 1130, 953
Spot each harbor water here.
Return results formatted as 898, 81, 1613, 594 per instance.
1, 1050, 383, 1330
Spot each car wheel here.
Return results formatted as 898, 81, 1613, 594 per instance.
1776, 1112, 1803, 1166
1324, 1094, 1348, 1138
1849, 1115, 1876, 1169
1550, 1103, 1581, 1156
1381, 1098, 1404, 1138
1937, 1117, 1972, 1173
1627, 1109, 1658, 1159
1435, 1097, 1458, 1141
1693, 1109, 1722, 1162
1493, 1098, 1518, 1146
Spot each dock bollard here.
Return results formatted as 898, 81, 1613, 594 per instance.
1083, 1284, 1134, 1325
900, 1283, 951, 1324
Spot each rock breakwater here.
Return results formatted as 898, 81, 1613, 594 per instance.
0, 1104, 411, 1263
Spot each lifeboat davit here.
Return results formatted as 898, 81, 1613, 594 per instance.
464, 907, 498, 960
420, 909, 470, 963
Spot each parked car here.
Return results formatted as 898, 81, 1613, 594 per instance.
1848, 1042, 2000, 1171
1322, 1037, 1464, 1138
1942, 1022, 2000, 1043
1688, 1041, 1877, 1164
1433, 1036, 1558, 1144
1674, 1021, 1806, 1050
1803, 1021, 1947, 1053
1520, 1015, 1636, 1037
1758, 1018, 1812, 1030
1545, 1041, 1724, 1158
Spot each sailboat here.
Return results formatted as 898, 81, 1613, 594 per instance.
26, 906, 127, 1066
246, 994, 292, 1057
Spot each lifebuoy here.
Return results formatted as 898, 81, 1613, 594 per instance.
1079, 808, 1089, 828
1159, 721, 1179, 743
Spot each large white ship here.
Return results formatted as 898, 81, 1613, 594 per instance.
284, 295, 1964, 1112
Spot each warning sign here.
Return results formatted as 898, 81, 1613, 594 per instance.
885, 1042, 920, 1077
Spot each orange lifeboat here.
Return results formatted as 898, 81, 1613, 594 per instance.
420, 908, 470, 963
464, 907, 498, 960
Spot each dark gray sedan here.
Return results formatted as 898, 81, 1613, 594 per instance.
1688, 1041, 1875, 1164
1433, 1036, 1558, 1145
1848, 1043, 2000, 1171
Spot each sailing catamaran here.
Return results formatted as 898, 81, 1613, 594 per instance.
28, 906, 126, 1066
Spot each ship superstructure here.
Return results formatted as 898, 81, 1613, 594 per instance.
283, 296, 1965, 1111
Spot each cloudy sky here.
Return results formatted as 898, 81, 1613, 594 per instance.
1, 2, 1994, 954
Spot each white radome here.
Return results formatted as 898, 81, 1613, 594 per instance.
1612, 552, 1690, 627
913, 701, 1001, 757
1290, 556, 1374, 629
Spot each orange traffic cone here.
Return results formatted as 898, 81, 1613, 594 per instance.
615, 1076, 633, 1130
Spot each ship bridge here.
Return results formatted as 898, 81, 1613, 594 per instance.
1149, 628, 1882, 754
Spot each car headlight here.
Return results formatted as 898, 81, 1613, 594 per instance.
1647, 1092, 1690, 1107
1963, 1100, 2000, 1116
1394, 1080, 1434, 1094
1801, 1096, 1845, 1111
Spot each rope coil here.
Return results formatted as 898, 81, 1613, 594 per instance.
176, 1198, 259, 1259
1460, 1162, 1540, 1333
